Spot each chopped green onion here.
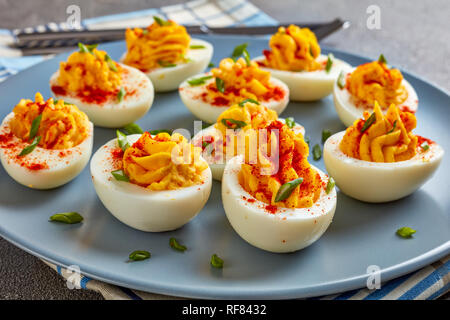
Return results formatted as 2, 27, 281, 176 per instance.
19, 136, 41, 156
387, 120, 397, 134
420, 141, 430, 151
309, 46, 314, 57
142, 29, 148, 35
285, 117, 295, 129
275, 178, 303, 202
325, 54, 333, 73
312, 144, 322, 161
238, 98, 259, 107
208, 62, 215, 68
158, 60, 177, 68
117, 87, 126, 102
221, 118, 247, 129
49, 212, 83, 224
360, 112, 376, 133
378, 54, 387, 64
116, 130, 129, 151
326, 177, 335, 194
153, 16, 170, 26
337, 71, 346, 89
242, 48, 251, 66
231, 43, 248, 61
149, 129, 173, 135
396, 227, 416, 238
187, 75, 213, 86
111, 169, 130, 182
104, 54, 118, 72
190, 44, 205, 49
78, 42, 89, 53
169, 238, 187, 252
129, 250, 151, 261
322, 129, 332, 143
215, 77, 225, 93
123, 123, 143, 135
304, 135, 310, 146
210, 254, 224, 268
202, 141, 211, 149
29, 114, 42, 141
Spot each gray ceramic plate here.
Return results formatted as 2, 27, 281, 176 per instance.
0, 35, 449, 299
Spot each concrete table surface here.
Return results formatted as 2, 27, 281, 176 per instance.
0, 0, 448, 300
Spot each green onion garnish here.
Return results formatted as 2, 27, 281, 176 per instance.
378, 54, 387, 64
215, 77, 225, 93
312, 144, 322, 161
187, 75, 213, 86
230, 43, 248, 61
169, 238, 187, 252
322, 129, 332, 143
158, 60, 177, 68
337, 71, 346, 89
420, 141, 430, 151
210, 254, 224, 268
238, 98, 259, 107
387, 120, 397, 134
111, 169, 130, 182
202, 141, 211, 149
208, 62, 215, 68
117, 87, 126, 102
19, 136, 41, 156
104, 54, 118, 72
190, 44, 205, 49
153, 16, 170, 26
142, 29, 148, 35
360, 112, 376, 133
123, 123, 143, 135
49, 212, 83, 224
221, 118, 247, 129
304, 135, 310, 146
78, 42, 89, 53
325, 54, 333, 73
116, 130, 129, 151
285, 117, 295, 129
129, 250, 151, 261
29, 113, 42, 141
326, 177, 335, 194
396, 227, 416, 238
149, 129, 173, 135
242, 48, 251, 66
274, 178, 303, 202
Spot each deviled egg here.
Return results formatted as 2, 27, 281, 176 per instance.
324, 102, 443, 202
121, 16, 213, 92
333, 55, 418, 127
222, 120, 336, 253
50, 43, 154, 128
91, 130, 212, 232
254, 25, 351, 101
192, 100, 304, 181
0, 93, 93, 189
179, 49, 289, 123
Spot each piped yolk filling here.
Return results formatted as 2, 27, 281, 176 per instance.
346, 60, 408, 109
340, 102, 418, 162
261, 25, 322, 72
123, 132, 208, 190
204, 58, 284, 106
240, 120, 323, 209
123, 20, 190, 71
9, 92, 90, 149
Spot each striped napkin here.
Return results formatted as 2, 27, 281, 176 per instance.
1, 0, 448, 300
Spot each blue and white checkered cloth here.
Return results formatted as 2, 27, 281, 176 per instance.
2, 0, 449, 300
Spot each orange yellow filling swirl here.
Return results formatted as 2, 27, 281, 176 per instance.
240, 121, 323, 208
9, 93, 90, 149
262, 25, 322, 72
123, 19, 190, 71
340, 102, 417, 162
123, 132, 208, 190
346, 60, 408, 109
57, 47, 122, 93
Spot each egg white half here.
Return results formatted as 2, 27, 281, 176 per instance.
333, 69, 419, 127
0, 112, 93, 189
254, 54, 352, 101
323, 131, 444, 203
121, 39, 213, 92
222, 155, 336, 253
90, 134, 212, 232
192, 118, 305, 181
50, 64, 154, 128
179, 75, 289, 123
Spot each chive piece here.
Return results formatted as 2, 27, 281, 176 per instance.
86, 44, 98, 52
210, 254, 224, 268
215, 77, 225, 93
104, 54, 118, 72
123, 123, 143, 135
169, 237, 187, 252
187, 75, 213, 86
360, 112, 376, 133
322, 129, 332, 143
309, 46, 314, 57
243, 48, 251, 66
202, 141, 211, 149
111, 169, 130, 182
312, 144, 322, 161
116, 130, 130, 151
387, 120, 397, 134
238, 98, 259, 107
129, 250, 151, 261
285, 117, 295, 129
29, 113, 42, 141
153, 16, 170, 26
337, 71, 346, 89
142, 29, 148, 35
378, 54, 387, 64
208, 62, 215, 68
231, 43, 248, 61
326, 177, 335, 194
396, 227, 416, 238
117, 87, 126, 102
325, 54, 333, 73
19, 136, 41, 156
304, 135, 310, 146
78, 42, 89, 53
149, 129, 173, 135
274, 178, 303, 202
49, 212, 83, 224
221, 118, 247, 129
420, 141, 430, 151
158, 60, 177, 68
190, 44, 205, 49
